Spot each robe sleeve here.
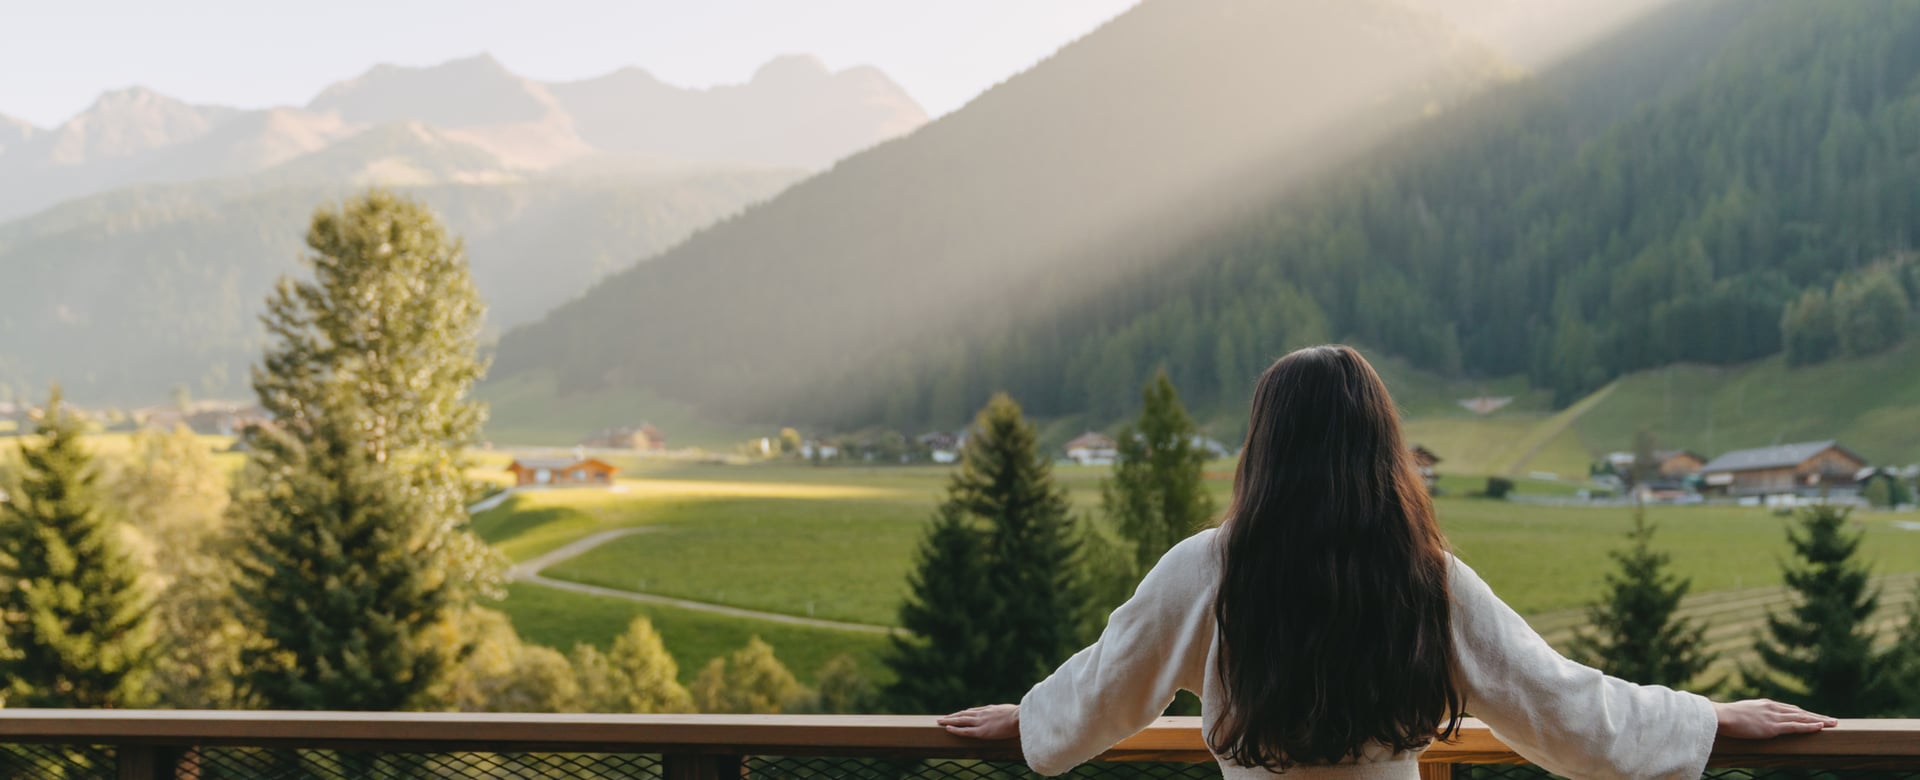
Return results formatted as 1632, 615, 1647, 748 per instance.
1018, 530, 1218, 777
1449, 555, 1719, 779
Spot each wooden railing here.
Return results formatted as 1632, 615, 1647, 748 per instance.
0, 711, 1917, 778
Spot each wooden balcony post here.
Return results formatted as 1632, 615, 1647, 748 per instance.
662, 752, 744, 780
1416, 763, 1453, 780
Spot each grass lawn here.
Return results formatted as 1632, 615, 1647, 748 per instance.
493, 583, 894, 688
480, 457, 1920, 683
1569, 341, 1920, 465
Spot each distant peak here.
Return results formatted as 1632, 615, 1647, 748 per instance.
442, 52, 510, 72
752, 54, 832, 83
90, 86, 176, 108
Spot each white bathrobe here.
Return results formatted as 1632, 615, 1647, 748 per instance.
1018, 529, 1719, 779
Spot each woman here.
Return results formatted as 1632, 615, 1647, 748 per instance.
940, 345, 1834, 778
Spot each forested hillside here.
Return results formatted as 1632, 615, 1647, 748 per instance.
491, 0, 1509, 430
496, 0, 1920, 438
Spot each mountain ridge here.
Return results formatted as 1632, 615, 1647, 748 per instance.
0, 54, 926, 222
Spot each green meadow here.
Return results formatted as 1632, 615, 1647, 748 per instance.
480, 458, 1920, 693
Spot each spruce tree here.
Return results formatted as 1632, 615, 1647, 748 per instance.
233, 191, 498, 710
1568, 505, 1714, 688
1104, 368, 1214, 576
234, 392, 453, 710
886, 504, 995, 712
959, 393, 1085, 704
1743, 504, 1896, 716
887, 393, 1086, 710
0, 387, 155, 707
250, 189, 496, 593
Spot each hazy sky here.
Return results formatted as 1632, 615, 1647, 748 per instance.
0, 0, 1138, 127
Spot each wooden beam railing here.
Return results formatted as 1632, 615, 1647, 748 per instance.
0, 711, 1917, 778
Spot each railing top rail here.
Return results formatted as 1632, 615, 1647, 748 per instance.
0, 712, 1917, 766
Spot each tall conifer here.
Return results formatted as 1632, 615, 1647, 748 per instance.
888, 393, 1086, 710
1104, 368, 1214, 575
0, 388, 155, 707
233, 191, 497, 709
1743, 505, 1896, 716
1568, 506, 1714, 688
886, 504, 994, 712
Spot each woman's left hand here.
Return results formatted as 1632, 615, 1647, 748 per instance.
939, 704, 1020, 740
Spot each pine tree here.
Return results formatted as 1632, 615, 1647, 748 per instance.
233, 191, 499, 709
1742, 504, 1897, 716
1568, 506, 1715, 688
572, 617, 694, 713
1881, 592, 1920, 716
1104, 368, 1214, 576
0, 387, 155, 707
885, 504, 995, 712
958, 393, 1085, 704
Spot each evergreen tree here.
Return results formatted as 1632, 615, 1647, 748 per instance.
1104, 368, 1215, 576
957, 394, 1085, 704
887, 393, 1086, 710
885, 504, 994, 712
1743, 505, 1897, 716
0, 387, 156, 707
251, 189, 497, 593
233, 393, 453, 710
572, 617, 694, 713
1880, 592, 1920, 716
233, 191, 499, 710
1568, 506, 1715, 688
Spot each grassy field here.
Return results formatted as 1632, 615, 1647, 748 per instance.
488, 583, 894, 687
1568, 340, 1920, 465
484, 457, 1920, 695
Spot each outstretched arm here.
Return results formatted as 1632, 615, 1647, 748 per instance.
942, 531, 1219, 777
1448, 556, 1834, 779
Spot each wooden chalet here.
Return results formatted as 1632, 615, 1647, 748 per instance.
1699, 440, 1866, 498
1652, 449, 1707, 478
507, 456, 618, 487
1064, 432, 1119, 466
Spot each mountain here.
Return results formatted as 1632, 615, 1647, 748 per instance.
0, 53, 925, 402
0, 114, 36, 155
309, 53, 594, 170
0, 165, 802, 402
493, 0, 1920, 448
548, 54, 927, 170
0, 88, 243, 218
488, 0, 1510, 434
0, 55, 926, 222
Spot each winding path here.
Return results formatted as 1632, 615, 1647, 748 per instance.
507, 526, 896, 636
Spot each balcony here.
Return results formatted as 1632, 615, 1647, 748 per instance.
1, 711, 1918, 779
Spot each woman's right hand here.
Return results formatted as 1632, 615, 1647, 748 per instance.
1714, 699, 1838, 739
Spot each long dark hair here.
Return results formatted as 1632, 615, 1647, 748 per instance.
1209, 345, 1461, 769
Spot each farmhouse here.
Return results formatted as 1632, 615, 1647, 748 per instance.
1064, 432, 1119, 466
506, 456, 618, 487
1698, 440, 1866, 498
1652, 449, 1707, 478
917, 431, 960, 464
